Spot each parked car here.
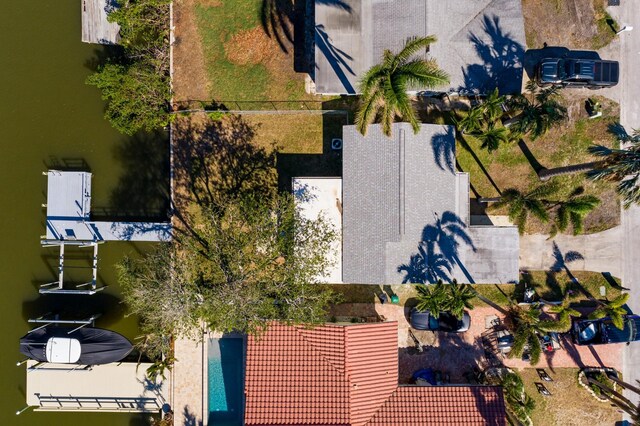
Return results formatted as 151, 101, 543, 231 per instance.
572, 315, 640, 345
535, 56, 619, 89
410, 308, 471, 332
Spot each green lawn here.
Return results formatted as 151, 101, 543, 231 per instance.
330, 270, 621, 307
520, 368, 621, 425
194, 0, 314, 102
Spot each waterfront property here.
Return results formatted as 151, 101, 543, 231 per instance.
313, 0, 526, 95
81, 0, 120, 44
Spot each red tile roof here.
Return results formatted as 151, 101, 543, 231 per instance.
244, 322, 506, 426
365, 386, 507, 426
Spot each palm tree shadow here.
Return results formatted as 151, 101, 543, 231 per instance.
432, 127, 456, 173
462, 14, 525, 95
398, 211, 476, 284
314, 24, 356, 93
550, 242, 593, 299
517, 139, 545, 174
457, 133, 502, 196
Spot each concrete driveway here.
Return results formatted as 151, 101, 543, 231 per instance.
519, 227, 623, 277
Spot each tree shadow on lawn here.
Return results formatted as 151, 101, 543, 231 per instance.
95, 131, 171, 222
276, 112, 344, 192
173, 114, 278, 209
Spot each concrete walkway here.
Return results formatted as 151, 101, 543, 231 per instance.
608, 1, 640, 418
519, 227, 622, 277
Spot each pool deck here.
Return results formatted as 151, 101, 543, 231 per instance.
172, 334, 209, 426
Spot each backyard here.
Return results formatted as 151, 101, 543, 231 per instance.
173, 0, 316, 104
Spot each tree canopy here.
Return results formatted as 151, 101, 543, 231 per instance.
119, 194, 338, 357
87, 0, 171, 135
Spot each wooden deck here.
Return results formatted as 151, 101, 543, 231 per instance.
81, 0, 120, 44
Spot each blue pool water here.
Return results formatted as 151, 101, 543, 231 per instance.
208, 337, 244, 426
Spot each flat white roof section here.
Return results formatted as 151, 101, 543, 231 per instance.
46, 171, 92, 219
26, 361, 168, 412
45, 171, 171, 242
82, 0, 121, 45
293, 178, 343, 284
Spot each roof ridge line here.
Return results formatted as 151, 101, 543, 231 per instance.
361, 386, 401, 426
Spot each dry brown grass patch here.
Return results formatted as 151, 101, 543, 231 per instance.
225, 26, 280, 66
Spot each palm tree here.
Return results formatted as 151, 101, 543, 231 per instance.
501, 372, 536, 426
475, 122, 510, 152
415, 280, 448, 317
480, 88, 506, 124
588, 374, 640, 420
507, 81, 567, 140
445, 279, 475, 319
588, 293, 630, 330
548, 187, 600, 236
355, 36, 449, 137
507, 304, 565, 365
484, 183, 558, 234
546, 299, 581, 332
587, 128, 640, 208
455, 106, 484, 134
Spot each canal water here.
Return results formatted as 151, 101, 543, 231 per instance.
0, 2, 166, 425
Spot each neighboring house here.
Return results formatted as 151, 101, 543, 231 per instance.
294, 123, 519, 285
313, 0, 526, 95
244, 321, 507, 426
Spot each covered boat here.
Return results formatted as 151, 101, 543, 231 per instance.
20, 327, 133, 365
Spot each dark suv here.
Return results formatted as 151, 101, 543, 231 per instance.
536, 57, 619, 89
410, 308, 471, 332
572, 315, 640, 345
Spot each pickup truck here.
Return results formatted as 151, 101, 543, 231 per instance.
536, 57, 619, 89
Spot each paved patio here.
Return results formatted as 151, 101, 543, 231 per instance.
331, 303, 623, 383
172, 337, 206, 426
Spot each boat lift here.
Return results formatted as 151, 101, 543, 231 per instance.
17, 313, 101, 370
38, 240, 106, 295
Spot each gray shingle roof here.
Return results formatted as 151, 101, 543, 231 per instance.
342, 123, 519, 284
314, 0, 526, 95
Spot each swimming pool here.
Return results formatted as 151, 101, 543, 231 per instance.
207, 337, 244, 426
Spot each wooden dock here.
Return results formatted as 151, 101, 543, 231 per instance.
81, 0, 120, 45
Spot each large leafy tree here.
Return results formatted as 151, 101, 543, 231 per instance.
87, 0, 171, 135
507, 81, 567, 140
355, 36, 449, 137
119, 194, 338, 357
587, 128, 640, 208
588, 293, 630, 330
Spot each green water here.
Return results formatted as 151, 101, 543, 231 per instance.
0, 2, 164, 425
